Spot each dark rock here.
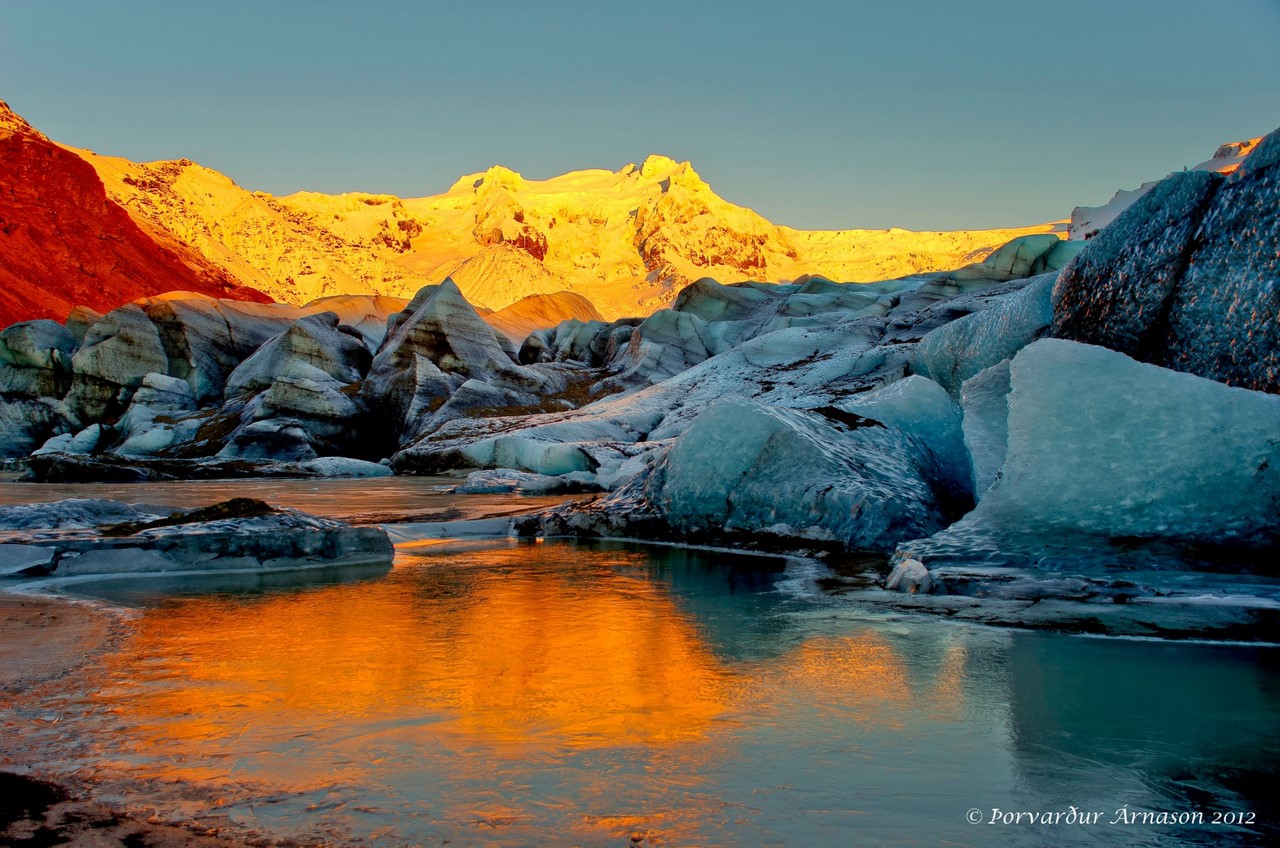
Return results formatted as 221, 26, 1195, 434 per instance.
0, 772, 67, 830
102, 497, 276, 537
1052, 170, 1222, 360
1053, 126, 1280, 393
219, 419, 318, 462
0, 320, 77, 398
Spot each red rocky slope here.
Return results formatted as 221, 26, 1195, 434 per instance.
0, 100, 270, 327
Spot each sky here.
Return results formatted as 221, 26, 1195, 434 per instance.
2, 0, 1278, 231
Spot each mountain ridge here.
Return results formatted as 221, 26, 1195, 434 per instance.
4, 99, 1263, 328
31, 104, 1060, 319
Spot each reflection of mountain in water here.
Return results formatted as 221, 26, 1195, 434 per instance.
14, 539, 1280, 847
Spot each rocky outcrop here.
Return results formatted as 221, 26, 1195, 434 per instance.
77, 155, 429, 307
0, 497, 393, 577
1053, 128, 1280, 393
446, 244, 571, 312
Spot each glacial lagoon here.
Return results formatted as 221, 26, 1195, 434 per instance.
2, 479, 1278, 847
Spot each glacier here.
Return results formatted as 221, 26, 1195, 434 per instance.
2, 124, 1278, 636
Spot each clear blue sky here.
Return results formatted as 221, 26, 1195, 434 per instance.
2, 0, 1277, 230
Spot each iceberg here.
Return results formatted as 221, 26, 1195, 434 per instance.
655, 398, 956, 552
898, 339, 1280, 569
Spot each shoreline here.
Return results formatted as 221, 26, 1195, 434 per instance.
0, 591, 116, 694
0, 593, 268, 848
0, 770, 265, 848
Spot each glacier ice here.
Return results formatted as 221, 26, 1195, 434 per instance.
0, 319, 76, 398
0, 499, 394, 578
1053, 127, 1280, 393
913, 273, 1054, 396
942, 234, 1075, 282
0, 498, 167, 531
959, 359, 1011, 500
1161, 128, 1280, 393
655, 397, 954, 552
839, 375, 972, 502
0, 397, 69, 457
455, 468, 600, 494
884, 559, 938, 594
1052, 170, 1221, 357
225, 311, 371, 397
897, 339, 1280, 568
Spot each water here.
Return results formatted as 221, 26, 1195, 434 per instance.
0, 474, 572, 524
2, 481, 1279, 846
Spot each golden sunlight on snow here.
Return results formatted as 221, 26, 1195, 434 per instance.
67, 145, 1058, 320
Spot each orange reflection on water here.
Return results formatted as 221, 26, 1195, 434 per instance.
767, 633, 914, 730
95, 544, 738, 775
927, 642, 969, 722
763, 631, 969, 730
75, 541, 972, 845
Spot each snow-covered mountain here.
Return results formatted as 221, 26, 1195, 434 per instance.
1068, 137, 1263, 240
18, 95, 1263, 330
59, 131, 1059, 319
